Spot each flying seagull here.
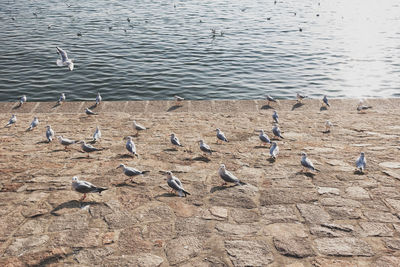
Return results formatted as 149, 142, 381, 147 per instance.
5, 114, 17, 127
71, 176, 107, 201
218, 164, 246, 186
166, 171, 190, 197
170, 133, 183, 147
216, 128, 228, 143
45, 125, 55, 142
356, 152, 366, 173
56, 47, 74, 71
301, 152, 319, 172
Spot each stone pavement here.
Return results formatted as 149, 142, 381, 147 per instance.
0, 98, 400, 266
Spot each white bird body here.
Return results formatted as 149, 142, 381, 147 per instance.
259, 129, 271, 144
133, 121, 146, 131
57, 136, 76, 149
28, 117, 39, 131
325, 120, 333, 132
323, 95, 330, 107
56, 47, 74, 71
85, 108, 97, 115
270, 142, 279, 159
356, 152, 366, 172
5, 114, 17, 127
19, 95, 27, 105
126, 136, 138, 157
297, 93, 307, 102
218, 164, 245, 185
46, 125, 55, 142
71, 176, 107, 201
166, 171, 190, 197
93, 126, 101, 142
199, 139, 212, 155
57, 93, 66, 105
170, 133, 183, 147
216, 128, 228, 143
272, 125, 284, 139
96, 92, 102, 105
301, 152, 318, 172
272, 110, 279, 123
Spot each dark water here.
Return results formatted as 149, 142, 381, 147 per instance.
0, 0, 399, 102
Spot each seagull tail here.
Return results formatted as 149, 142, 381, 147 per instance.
141, 170, 150, 174
95, 187, 108, 194
183, 189, 191, 196
280, 135, 284, 139
236, 180, 246, 186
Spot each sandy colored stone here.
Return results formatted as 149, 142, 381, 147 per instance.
260, 205, 299, 223
165, 236, 203, 265
215, 222, 260, 236
375, 256, 400, 267
379, 162, 400, 169
363, 210, 400, 223
273, 236, 315, 258
315, 237, 374, 256
209, 206, 228, 219
317, 187, 340, 195
359, 222, 393, 237
345, 186, 370, 200
296, 203, 331, 224
224, 240, 274, 267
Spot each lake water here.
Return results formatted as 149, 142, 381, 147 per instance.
0, 0, 399, 102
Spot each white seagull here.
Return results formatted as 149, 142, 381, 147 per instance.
27, 117, 39, 131
92, 126, 101, 142
270, 142, 279, 159
216, 128, 228, 143
96, 92, 102, 106
356, 152, 366, 173
45, 125, 55, 142
56, 47, 74, 71
301, 152, 319, 172
71, 176, 107, 201
170, 133, 183, 147
126, 136, 138, 158
218, 164, 246, 186
166, 171, 190, 197
57, 93, 66, 105
5, 114, 17, 127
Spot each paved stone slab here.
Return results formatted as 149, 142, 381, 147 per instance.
224, 240, 274, 267
273, 236, 315, 258
315, 237, 374, 256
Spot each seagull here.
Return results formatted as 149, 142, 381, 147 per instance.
272, 125, 284, 139
96, 92, 102, 106
71, 176, 107, 201
56, 47, 74, 71
133, 121, 146, 134
117, 163, 149, 182
272, 110, 279, 123
170, 133, 183, 147
301, 152, 319, 172
325, 120, 333, 132
357, 100, 372, 113
127, 17, 131, 23
296, 93, 307, 103
92, 126, 101, 142
45, 125, 55, 142
5, 114, 17, 127
259, 129, 271, 145
199, 139, 212, 155
85, 108, 97, 115
27, 117, 39, 131
57, 93, 66, 105
265, 95, 277, 105
218, 164, 246, 186
174, 95, 184, 105
216, 128, 228, 143
19, 95, 27, 106
57, 136, 76, 150
126, 136, 138, 158
166, 171, 190, 197
79, 141, 104, 157
270, 142, 279, 159
356, 152, 366, 173
322, 95, 330, 107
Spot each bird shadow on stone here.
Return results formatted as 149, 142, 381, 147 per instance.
167, 105, 182, 112
36, 140, 49, 144
113, 181, 137, 187
50, 200, 102, 216
291, 102, 304, 111
163, 148, 178, 152
320, 106, 328, 111
267, 157, 276, 163
322, 130, 331, 134
354, 170, 365, 175
52, 103, 61, 109
117, 154, 135, 159
192, 156, 211, 162
51, 149, 67, 153
254, 145, 269, 149
295, 171, 315, 178
210, 184, 237, 193
89, 103, 98, 110
261, 104, 273, 110
12, 103, 22, 110
155, 192, 178, 198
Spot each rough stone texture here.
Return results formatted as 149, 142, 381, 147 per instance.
273, 236, 315, 258
224, 240, 274, 267
1, 98, 400, 265
315, 237, 374, 256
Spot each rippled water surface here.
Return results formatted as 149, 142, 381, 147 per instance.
0, 0, 399, 101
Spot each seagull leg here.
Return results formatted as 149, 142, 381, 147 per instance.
79, 193, 87, 201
